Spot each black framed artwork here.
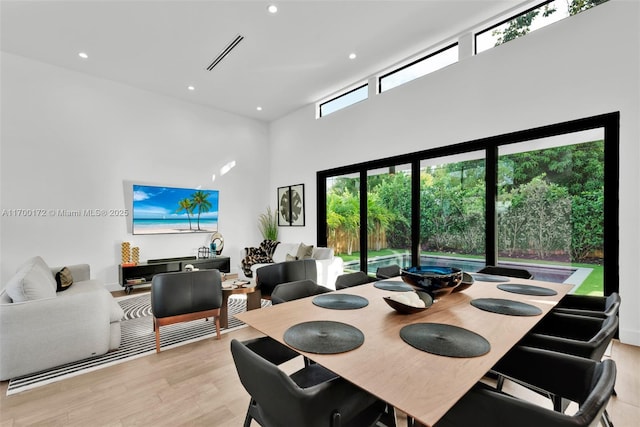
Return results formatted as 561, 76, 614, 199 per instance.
277, 184, 305, 226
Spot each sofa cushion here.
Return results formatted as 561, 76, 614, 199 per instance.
26, 256, 57, 291
55, 267, 74, 292
5, 262, 57, 302
312, 247, 334, 260
296, 243, 314, 259
285, 253, 297, 261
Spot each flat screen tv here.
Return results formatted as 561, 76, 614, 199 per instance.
132, 184, 219, 235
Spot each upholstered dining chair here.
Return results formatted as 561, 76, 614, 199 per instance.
553, 292, 621, 318
231, 339, 396, 427
375, 264, 401, 279
271, 279, 332, 304
255, 259, 317, 298
476, 265, 534, 279
519, 312, 619, 362
335, 271, 373, 290
150, 270, 222, 353
494, 312, 618, 423
434, 346, 616, 427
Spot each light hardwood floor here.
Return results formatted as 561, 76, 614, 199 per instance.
1, 321, 639, 426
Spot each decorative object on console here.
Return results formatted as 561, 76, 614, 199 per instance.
198, 246, 210, 258
210, 231, 224, 255
131, 247, 140, 265
277, 184, 305, 226
132, 184, 219, 235
121, 242, 131, 264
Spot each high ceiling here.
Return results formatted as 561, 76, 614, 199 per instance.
1, 1, 528, 122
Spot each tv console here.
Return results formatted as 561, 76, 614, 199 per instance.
119, 255, 231, 294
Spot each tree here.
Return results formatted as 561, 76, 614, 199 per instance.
176, 198, 194, 230
571, 190, 604, 261
190, 191, 212, 231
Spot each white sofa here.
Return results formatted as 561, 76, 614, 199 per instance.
0, 256, 123, 380
240, 243, 344, 289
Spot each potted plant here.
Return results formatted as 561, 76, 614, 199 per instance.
258, 206, 278, 241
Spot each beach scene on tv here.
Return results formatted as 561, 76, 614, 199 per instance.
132, 184, 219, 234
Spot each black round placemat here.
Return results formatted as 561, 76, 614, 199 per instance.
283, 321, 365, 354
471, 298, 543, 316
374, 280, 414, 292
469, 273, 511, 283
399, 323, 490, 358
497, 283, 558, 296
312, 294, 369, 310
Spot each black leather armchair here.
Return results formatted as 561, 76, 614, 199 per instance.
435, 346, 616, 427
231, 339, 395, 427
150, 270, 222, 353
255, 259, 317, 298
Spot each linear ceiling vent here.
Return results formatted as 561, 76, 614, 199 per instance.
206, 34, 244, 71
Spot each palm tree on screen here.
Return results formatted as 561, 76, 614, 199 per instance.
176, 198, 194, 230
191, 191, 212, 231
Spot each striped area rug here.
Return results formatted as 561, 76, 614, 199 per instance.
7, 294, 269, 395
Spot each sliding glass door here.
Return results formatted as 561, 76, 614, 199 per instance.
317, 113, 618, 295
419, 152, 486, 271
497, 129, 605, 294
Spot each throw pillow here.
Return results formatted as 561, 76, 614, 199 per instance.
5, 264, 57, 302
55, 267, 74, 292
285, 253, 298, 261
296, 243, 314, 260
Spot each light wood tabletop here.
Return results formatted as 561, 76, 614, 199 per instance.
235, 276, 572, 427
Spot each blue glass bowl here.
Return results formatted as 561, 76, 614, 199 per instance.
400, 266, 464, 297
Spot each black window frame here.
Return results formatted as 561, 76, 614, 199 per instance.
317, 112, 619, 296
474, 0, 557, 55
378, 42, 459, 93
318, 83, 369, 118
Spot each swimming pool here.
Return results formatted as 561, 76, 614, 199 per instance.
343, 254, 578, 284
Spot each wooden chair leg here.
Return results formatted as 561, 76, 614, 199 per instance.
215, 315, 221, 339
154, 318, 161, 353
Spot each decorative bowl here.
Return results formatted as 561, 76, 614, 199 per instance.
451, 272, 475, 293
400, 266, 464, 297
383, 291, 434, 314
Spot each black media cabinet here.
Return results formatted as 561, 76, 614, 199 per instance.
119, 256, 231, 294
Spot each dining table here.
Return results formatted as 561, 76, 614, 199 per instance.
234, 274, 572, 427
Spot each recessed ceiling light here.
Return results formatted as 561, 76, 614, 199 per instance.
78, 52, 88, 59
349, 53, 357, 60
187, 85, 195, 91
256, 106, 263, 111
267, 5, 278, 14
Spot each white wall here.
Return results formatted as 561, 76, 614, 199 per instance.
1, 53, 271, 287
269, 1, 640, 345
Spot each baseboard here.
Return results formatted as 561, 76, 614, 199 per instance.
619, 327, 640, 347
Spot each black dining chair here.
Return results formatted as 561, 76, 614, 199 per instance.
376, 264, 401, 279
270, 279, 332, 305
335, 271, 374, 289
494, 312, 618, 423
520, 312, 619, 361
231, 339, 396, 427
435, 346, 616, 427
553, 292, 621, 318
477, 265, 534, 279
